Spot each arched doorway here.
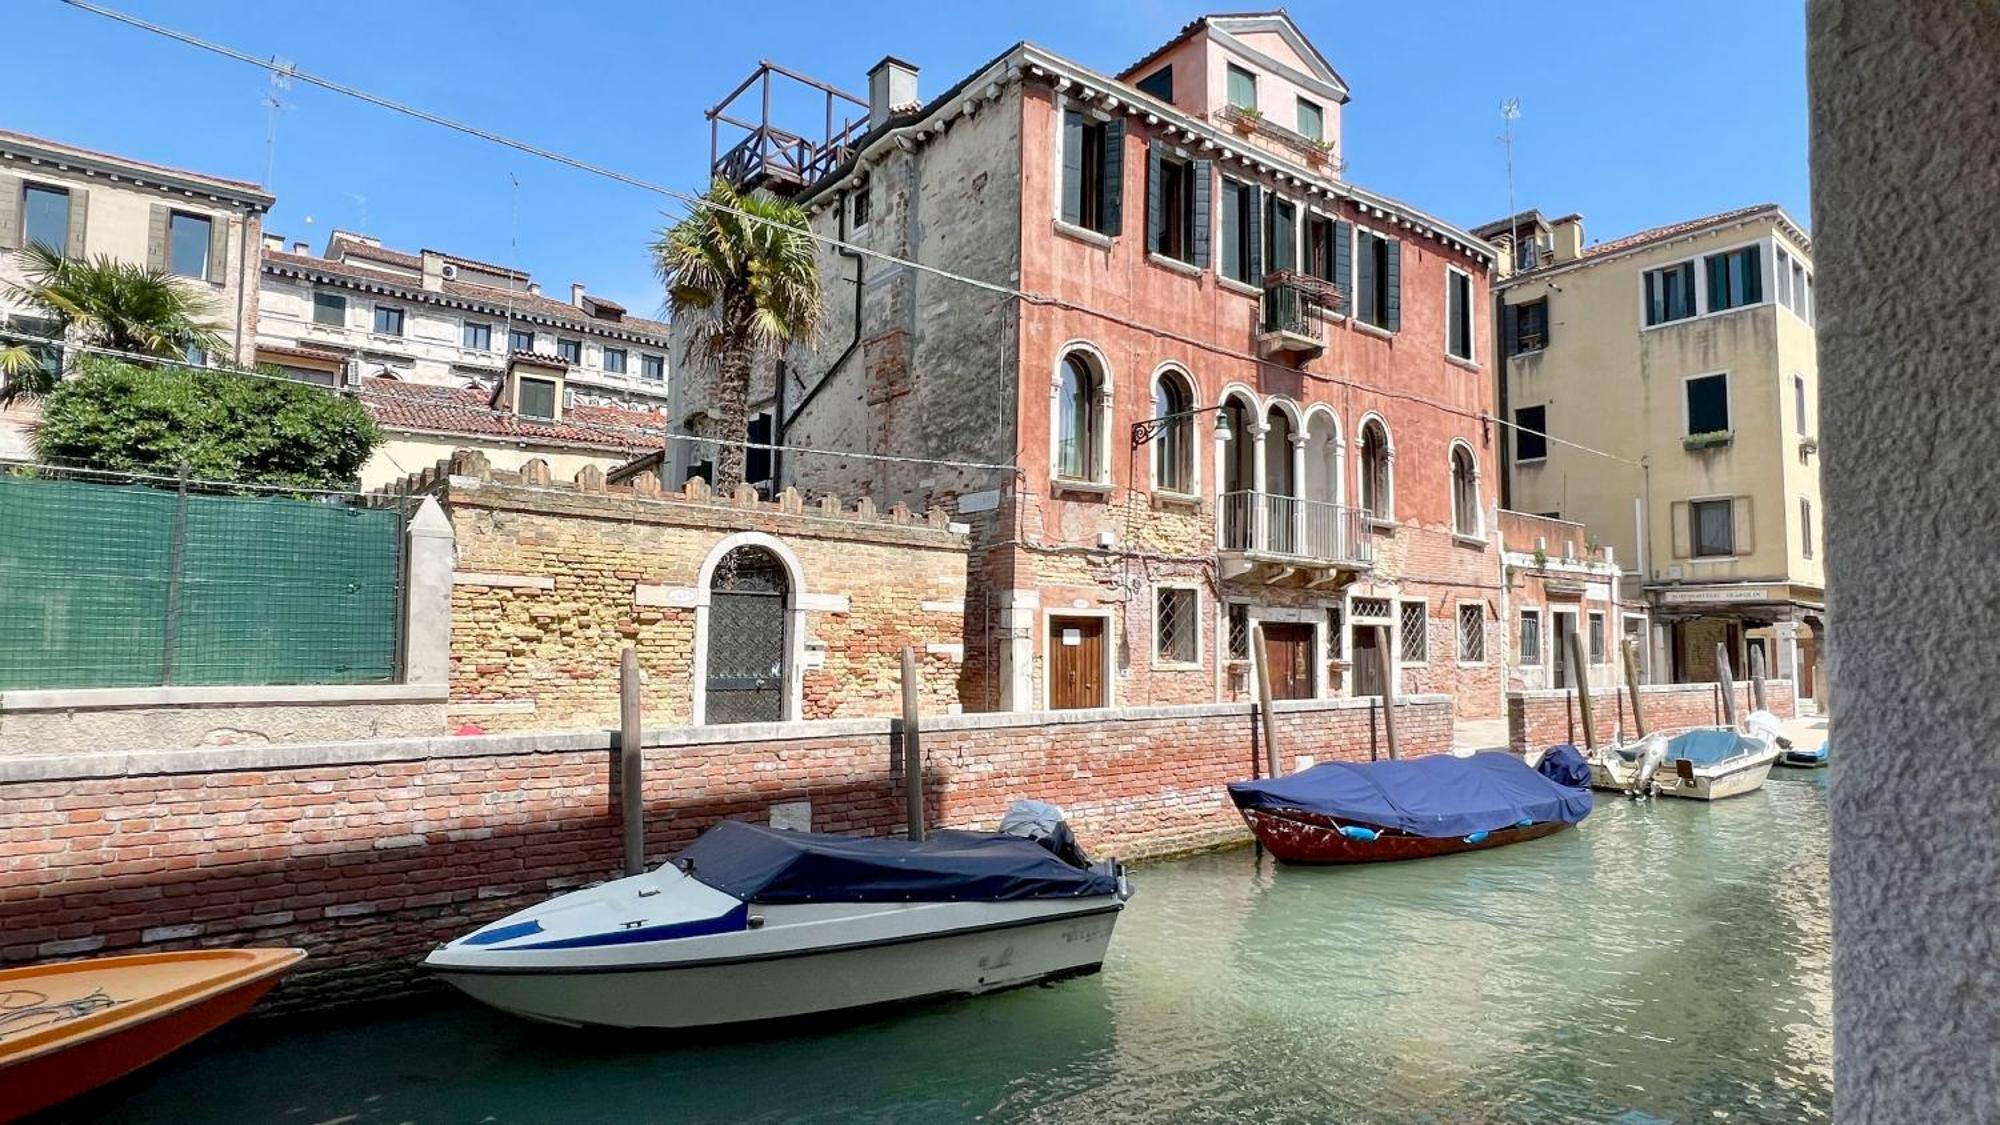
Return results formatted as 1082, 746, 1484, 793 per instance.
704, 545, 792, 723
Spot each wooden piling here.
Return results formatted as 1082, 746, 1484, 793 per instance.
618, 646, 645, 877
900, 646, 925, 842
1376, 624, 1402, 761
1749, 645, 1769, 713
1716, 643, 1740, 728
1621, 638, 1649, 738
1250, 622, 1281, 777
1568, 628, 1598, 749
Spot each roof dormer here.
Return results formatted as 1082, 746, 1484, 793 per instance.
1121, 12, 1349, 170
495, 353, 569, 423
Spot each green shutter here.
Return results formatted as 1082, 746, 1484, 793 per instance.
1191, 160, 1212, 269
1219, 181, 1239, 279
1061, 111, 1084, 226
0, 174, 19, 251
1100, 118, 1124, 236
1244, 185, 1263, 284
146, 204, 170, 272
207, 212, 229, 284
1504, 303, 1520, 356
1146, 144, 1164, 254
1743, 244, 1762, 304
1332, 220, 1351, 315
1384, 237, 1402, 331
65, 188, 88, 260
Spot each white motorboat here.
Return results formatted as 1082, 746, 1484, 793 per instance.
1586, 711, 1785, 801
424, 803, 1130, 1029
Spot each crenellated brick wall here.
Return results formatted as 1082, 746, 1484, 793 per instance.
0, 695, 1450, 1011
1508, 679, 1797, 753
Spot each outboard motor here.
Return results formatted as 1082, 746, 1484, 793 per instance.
1744, 710, 1790, 749
1629, 732, 1670, 799
1000, 799, 1092, 869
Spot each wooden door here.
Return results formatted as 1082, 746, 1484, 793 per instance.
1552, 610, 1576, 689
1351, 624, 1384, 698
1049, 617, 1105, 709
1261, 623, 1316, 700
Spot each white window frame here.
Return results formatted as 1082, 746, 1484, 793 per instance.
689, 533, 809, 725
1794, 373, 1810, 436
1149, 362, 1202, 498
1448, 438, 1483, 540
1682, 370, 1732, 437
1445, 265, 1477, 364
1039, 606, 1118, 712
1396, 596, 1429, 668
1588, 610, 1607, 664
1050, 341, 1113, 487
372, 303, 405, 338
1639, 235, 1777, 332
1455, 599, 1487, 666
1517, 606, 1544, 667
1226, 63, 1259, 111
1152, 583, 1204, 669
1355, 412, 1395, 523
1051, 95, 1118, 242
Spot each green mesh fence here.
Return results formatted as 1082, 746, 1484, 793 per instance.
0, 470, 405, 690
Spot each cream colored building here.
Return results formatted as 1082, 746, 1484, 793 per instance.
1480, 205, 1823, 696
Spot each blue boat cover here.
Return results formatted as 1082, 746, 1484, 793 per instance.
1667, 729, 1759, 766
1227, 752, 1593, 839
1535, 744, 1592, 789
673, 819, 1120, 904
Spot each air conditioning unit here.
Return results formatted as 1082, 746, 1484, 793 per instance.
440, 263, 459, 280
340, 358, 363, 392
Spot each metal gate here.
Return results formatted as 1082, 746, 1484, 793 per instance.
704, 546, 790, 724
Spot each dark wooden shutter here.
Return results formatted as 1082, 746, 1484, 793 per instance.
1100, 118, 1124, 236
1383, 237, 1402, 331
65, 188, 87, 260
1332, 220, 1351, 315
1504, 302, 1520, 355
1191, 160, 1212, 268
146, 204, 170, 272
1245, 185, 1263, 284
1146, 143, 1164, 254
1061, 111, 1084, 226
0, 174, 20, 250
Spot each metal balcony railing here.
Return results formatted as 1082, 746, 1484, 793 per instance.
1259, 271, 1329, 341
1219, 490, 1374, 568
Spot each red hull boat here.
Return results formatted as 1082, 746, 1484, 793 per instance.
1239, 806, 1574, 864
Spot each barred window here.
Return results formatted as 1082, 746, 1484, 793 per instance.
1326, 605, 1343, 662
1351, 596, 1391, 620
1458, 603, 1485, 663
1520, 610, 1542, 665
1156, 587, 1198, 665
1226, 603, 1250, 661
1398, 600, 1428, 663
1589, 612, 1606, 663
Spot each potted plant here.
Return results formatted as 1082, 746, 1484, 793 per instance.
1306, 139, 1334, 168
1683, 429, 1735, 452
1231, 106, 1261, 135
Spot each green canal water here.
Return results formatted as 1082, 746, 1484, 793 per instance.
74, 774, 1831, 1124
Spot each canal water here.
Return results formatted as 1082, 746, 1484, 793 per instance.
75, 773, 1831, 1124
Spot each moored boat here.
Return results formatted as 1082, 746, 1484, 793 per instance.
1226, 748, 1593, 865
0, 947, 304, 1123
1777, 738, 1829, 769
1587, 712, 1785, 799
425, 803, 1130, 1030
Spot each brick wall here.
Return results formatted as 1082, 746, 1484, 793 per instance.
1507, 679, 1798, 753
1, 695, 1451, 1011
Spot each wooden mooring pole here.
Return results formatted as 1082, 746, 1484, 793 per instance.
1568, 628, 1598, 750
1716, 643, 1740, 728
1621, 638, 1649, 738
900, 646, 925, 842
1250, 623, 1281, 777
618, 646, 645, 877
1749, 645, 1769, 713
1376, 624, 1401, 761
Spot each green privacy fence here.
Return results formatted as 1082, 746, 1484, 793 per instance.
0, 470, 406, 691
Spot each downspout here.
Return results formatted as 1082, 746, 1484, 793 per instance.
1494, 282, 1511, 510
783, 186, 865, 432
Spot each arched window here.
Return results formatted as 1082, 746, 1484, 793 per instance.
1056, 352, 1101, 482
1451, 443, 1480, 535
704, 545, 792, 724
1152, 369, 1194, 494
1359, 418, 1392, 519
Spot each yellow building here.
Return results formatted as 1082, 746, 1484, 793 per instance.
1478, 205, 1822, 699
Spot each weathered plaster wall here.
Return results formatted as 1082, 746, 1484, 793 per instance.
1810, 1, 2000, 1118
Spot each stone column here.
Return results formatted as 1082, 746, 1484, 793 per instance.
402, 496, 454, 686
1247, 421, 1270, 552
1288, 431, 1309, 553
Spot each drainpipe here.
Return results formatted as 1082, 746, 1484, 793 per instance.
1494, 286, 1511, 509
784, 186, 865, 432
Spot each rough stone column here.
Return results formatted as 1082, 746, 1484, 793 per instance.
1811, 1, 2000, 1117
401, 496, 455, 686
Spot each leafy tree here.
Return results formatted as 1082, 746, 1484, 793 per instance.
653, 177, 822, 491
1, 242, 226, 401
31, 359, 382, 489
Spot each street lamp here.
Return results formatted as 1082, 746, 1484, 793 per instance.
1130, 403, 1233, 448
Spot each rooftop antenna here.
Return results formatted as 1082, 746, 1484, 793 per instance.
1500, 98, 1521, 249
504, 172, 520, 367
346, 192, 369, 233
261, 56, 295, 191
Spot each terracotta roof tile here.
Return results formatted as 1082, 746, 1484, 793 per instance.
0, 128, 271, 200
359, 377, 662, 453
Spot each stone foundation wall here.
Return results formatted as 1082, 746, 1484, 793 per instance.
0, 695, 1450, 1011
1507, 679, 1797, 753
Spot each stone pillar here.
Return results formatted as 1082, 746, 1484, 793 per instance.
402, 496, 455, 686
1812, 1, 2000, 1114
1248, 422, 1269, 551
995, 589, 1039, 712
1288, 431, 1309, 552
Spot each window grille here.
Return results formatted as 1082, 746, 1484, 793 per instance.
1458, 603, 1484, 662
1399, 600, 1428, 662
1156, 588, 1197, 664
1351, 596, 1391, 620
1225, 603, 1250, 661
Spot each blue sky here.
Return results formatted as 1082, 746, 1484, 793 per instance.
7, 1, 1809, 314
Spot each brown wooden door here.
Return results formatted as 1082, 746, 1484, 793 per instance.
1352, 625, 1383, 698
1262, 622, 1317, 700
1049, 616, 1105, 709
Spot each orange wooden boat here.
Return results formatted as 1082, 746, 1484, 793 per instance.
0, 947, 304, 1122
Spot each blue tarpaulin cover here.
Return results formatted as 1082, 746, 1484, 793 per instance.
674, 819, 1121, 904
1227, 752, 1593, 838
1667, 729, 1760, 766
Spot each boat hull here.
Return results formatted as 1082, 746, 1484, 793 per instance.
0, 949, 302, 1123
1590, 750, 1780, 799
1238, 807, 1572, 864
429, 903, 1122, 1030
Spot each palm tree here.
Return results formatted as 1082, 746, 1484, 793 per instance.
1, 242, 225, 402
652, 178, 822, 492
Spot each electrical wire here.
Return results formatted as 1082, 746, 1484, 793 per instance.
54, 0, 1642, 471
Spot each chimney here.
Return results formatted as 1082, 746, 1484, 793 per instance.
261, 232, 283, 253
292, 241, 310, 255
571, 282, 587, 308
1551, 215, 1585, 263
867, 56, 920, 129
527, 282, 542, 297
420, 250, 446, 292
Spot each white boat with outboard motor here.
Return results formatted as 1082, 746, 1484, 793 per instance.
424, 801, 1130, 1029
1584, 711, 1785, 800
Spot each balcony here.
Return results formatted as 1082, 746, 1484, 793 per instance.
707, 63, 869, 195
1257, 271, 1340, 362
1219, 490, 1373, 584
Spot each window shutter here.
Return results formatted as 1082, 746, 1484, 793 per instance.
1670, 501, 1691, 559
65, 188, 88, 259
1504, 302, 1520, 356
1100, 118, 1124, 236
1191, 160, 1212, 268
147, 204, 170, 272
1145, 143, 1164, 254
1060, 111, 1084, 225
207, 213, 229, 284
1244, 185, 1263, 284
1331, 220, 1351, 315
0, 174, 19, 250
1383, 238, 1402, 331
1732, 496, 1754, 555
1540, 301, 1553, 349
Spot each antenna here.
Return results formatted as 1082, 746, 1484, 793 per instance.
1500, 98, 1521, 252
504, 172, 520, 364
261, 55, 295, 191
346, 192, 369, 232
